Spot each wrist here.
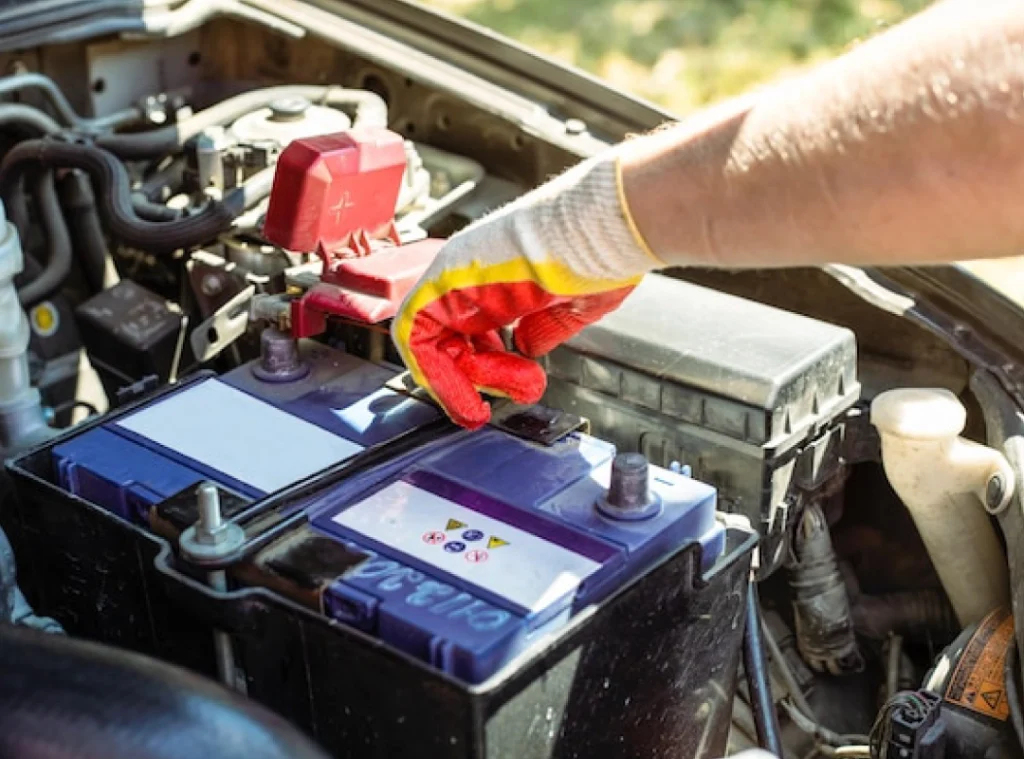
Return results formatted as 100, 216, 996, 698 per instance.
617, 94, 759, 268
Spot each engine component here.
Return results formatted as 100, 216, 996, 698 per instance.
6, 338, 754, 759
871, 387, 1013, 626
870, 607, 1020, 759
789, 501, 864, 675
539, 272, 861, 574
229, 97, 353, 146
0, 623, 330, 759
76, 280, 187, 399
0, 199, 51, 454
0, 138, 270, 254
95, 85, 388, 161
850, 587, 958, 642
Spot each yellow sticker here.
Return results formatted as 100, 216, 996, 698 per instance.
487, 536, 509, 550
29, 301, 59, 338
944, 607, 1013, 721
445, 519, 466, 531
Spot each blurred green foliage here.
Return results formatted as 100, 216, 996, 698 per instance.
419, 0, 931, 112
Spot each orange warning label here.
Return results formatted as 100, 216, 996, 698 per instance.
944, 607, 1014, 721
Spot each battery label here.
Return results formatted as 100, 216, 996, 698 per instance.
330, 480, 602, 613
944, 607, 1014, 721
116, 379, 364, 494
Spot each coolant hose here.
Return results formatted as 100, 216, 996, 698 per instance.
0, 623, 331, 759
0, 102, 61, 137
0, 139, 267, 253
17, 170, 71, 308
0, 72, 140, 131
58, 170, 112, 293
97, 85, 389, 160
742, 579, 784, 757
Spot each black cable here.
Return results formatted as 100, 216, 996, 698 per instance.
96, 85, 388, 160
1005, 641, 1024, 752
17, 170, 71, 308
742, 578, 785, 757
0, 139, 262, 254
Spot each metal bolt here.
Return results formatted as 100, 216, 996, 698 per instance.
564, 118, 588, 136
252, 326, 310, 383
178, 484, 245, 563
596, 453, 661, 521
195, 482, 226, 545
200, 273, 223, 296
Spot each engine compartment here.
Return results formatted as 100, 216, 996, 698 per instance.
0, 7, 1018, 759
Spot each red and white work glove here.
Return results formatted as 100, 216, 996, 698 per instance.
391, 147, 664, 430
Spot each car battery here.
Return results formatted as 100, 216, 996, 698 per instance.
5, 338, 757, 759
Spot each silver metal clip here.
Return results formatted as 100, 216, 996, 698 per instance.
189, 284, 255, 362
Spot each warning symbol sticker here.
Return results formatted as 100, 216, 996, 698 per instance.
982, 690, 1003, 710
466, 549, 489, 564
943, 607, 1013, 721
422, 531, 445, 545
446, 519, 466, 531
487, 536, 509, 550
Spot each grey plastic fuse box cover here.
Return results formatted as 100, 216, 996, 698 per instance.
541, 273, 860, 567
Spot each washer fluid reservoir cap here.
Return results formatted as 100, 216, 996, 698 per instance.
229, 102, 352, 146
870, 387, 967, 441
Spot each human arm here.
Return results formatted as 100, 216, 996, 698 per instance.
622, 0, 1024, 267
392, 0, 1024, 429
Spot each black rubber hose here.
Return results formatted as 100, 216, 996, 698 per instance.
0, 102, 61, 136
131, 193, 185, 221
96, 85, 388, 160
139, 158, 186, 201
742, 579, 784, 757
17, 170, 71, 308
58, 170, 111, 293
0, 139, 263, 253
0, 72, 140, 131
0, 104, 60, 240
0, 623, 331, 759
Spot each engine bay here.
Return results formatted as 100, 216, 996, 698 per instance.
0, 6, 1021, 759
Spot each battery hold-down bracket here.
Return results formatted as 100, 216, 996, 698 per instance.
261, 127, 443, 337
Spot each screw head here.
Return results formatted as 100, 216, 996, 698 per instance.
986, 473, 1009, 513
200, 274, 224, 296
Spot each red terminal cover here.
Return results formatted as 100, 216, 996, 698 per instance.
262, 126, 443, 336
263, 127, 407, 254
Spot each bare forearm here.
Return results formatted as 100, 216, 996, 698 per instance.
620, 0, 1024, 268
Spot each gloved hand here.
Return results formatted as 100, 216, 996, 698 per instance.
391, 146, 664, 430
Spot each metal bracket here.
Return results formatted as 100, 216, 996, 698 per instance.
189, 284, 255, 363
